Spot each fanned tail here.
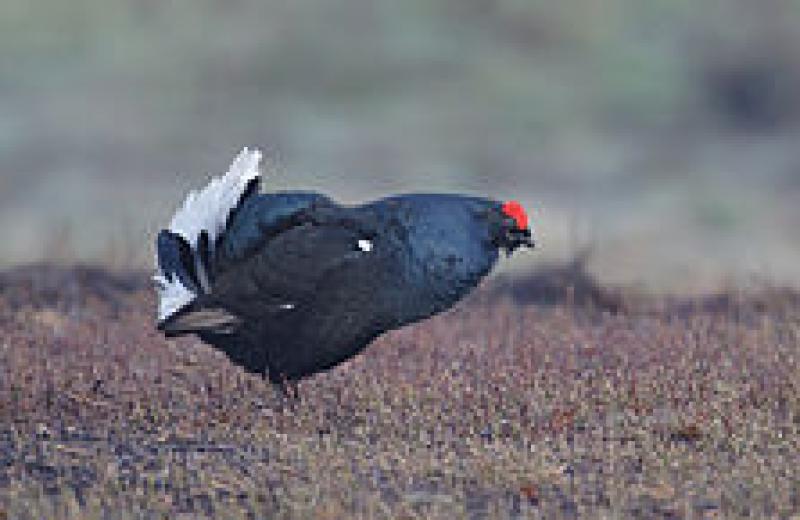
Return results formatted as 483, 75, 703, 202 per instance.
154, 148, 262, 326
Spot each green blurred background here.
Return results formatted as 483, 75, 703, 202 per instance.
2, 0, 800, 291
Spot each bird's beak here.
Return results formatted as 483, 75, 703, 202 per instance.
504, 227, 535, 252
520, 228, 535, 249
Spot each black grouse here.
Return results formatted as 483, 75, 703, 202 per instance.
154, 149, 534, 395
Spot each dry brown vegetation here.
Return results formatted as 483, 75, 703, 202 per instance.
0, 264, 798, 519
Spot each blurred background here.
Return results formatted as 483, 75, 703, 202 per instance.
2, 0, 800, 292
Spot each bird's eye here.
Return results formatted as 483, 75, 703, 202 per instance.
357, 238, 373, 252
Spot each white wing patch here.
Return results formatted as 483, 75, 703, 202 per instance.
154, 148, 263, 323
357, 239, 373, 252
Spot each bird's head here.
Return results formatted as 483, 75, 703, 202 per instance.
488, 200, 535, 255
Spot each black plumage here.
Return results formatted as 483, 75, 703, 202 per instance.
155, 151, 534, 393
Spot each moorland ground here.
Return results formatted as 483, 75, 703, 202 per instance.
0, 264, 798, 519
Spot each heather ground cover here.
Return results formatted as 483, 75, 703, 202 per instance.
0, 265, 798, 519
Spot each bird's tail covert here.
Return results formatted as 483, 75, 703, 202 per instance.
153, 148, 262, 324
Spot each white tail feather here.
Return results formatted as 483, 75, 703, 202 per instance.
154, 148, 262, 322
153, 275, 196, 323
168, 148, 262, 247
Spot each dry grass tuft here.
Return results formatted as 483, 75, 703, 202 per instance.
0, 264, 798, 519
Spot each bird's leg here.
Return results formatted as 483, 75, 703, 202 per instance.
271, 380, 290, 400
261, 369, 287, 404
264, 370, 300, 404
287, 379, 300, 402
278, 374, 300, 402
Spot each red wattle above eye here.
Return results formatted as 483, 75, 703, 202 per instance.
501, 200, 529, 230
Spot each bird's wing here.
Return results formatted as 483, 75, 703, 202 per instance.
153, 149, 333, 326
213, 191, 334, 273
162, 213, 383, 337
212, 220, 380, 315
